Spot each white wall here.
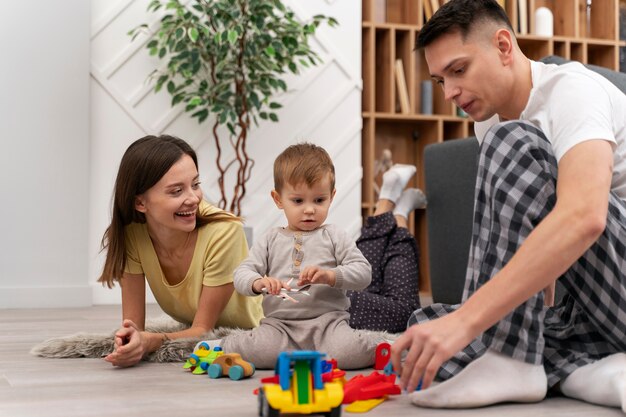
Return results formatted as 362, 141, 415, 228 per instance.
0, 0, 362, 308
0, 1, 92, 308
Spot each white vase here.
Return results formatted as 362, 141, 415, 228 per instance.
534, 7, 554, 37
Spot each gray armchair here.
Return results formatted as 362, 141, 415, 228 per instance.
423, 56, 626, 304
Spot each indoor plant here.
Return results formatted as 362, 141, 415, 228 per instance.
130, 0, 337, 215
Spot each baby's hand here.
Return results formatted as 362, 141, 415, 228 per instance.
298, 266, 336, 287
252, 276, 291, 295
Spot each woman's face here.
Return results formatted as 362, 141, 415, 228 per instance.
134, 154, 203, 234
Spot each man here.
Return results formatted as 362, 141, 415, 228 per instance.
390, 0, 626, 410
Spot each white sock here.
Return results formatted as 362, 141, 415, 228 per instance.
379, 164, 417, 203
560, 353, 626, 412
393, 188, 427, 219
409, 349, 547, 408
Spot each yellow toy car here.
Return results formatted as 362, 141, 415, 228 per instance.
258, 351, 343, 417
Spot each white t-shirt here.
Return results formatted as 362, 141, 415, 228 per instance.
475, 60, 626, 201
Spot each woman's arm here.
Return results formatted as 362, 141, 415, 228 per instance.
105, 279, 235, 367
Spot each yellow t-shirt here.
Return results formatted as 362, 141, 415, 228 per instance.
124, 201, 262, 328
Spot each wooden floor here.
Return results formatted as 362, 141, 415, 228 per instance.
0, 305, 622, 417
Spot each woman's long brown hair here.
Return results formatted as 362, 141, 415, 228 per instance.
98, 135, 239, 288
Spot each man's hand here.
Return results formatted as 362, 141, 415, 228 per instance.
298, 266, 336, 287
390, 311, 475, 392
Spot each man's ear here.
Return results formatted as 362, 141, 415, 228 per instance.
134, 195, 147, 213
271, 190, 283, 209
494, 28, 514, 64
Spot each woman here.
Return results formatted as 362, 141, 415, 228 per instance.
99, 135, 262, 367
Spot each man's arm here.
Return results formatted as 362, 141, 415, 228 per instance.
392, 139, 614, 391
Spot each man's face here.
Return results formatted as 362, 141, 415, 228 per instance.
425, 30, 507, 122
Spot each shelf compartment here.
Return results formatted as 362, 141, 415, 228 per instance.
385, 0, 421, 25
587, 42, 618, 69
517, 36, 552, 60
375, 28, 394, 113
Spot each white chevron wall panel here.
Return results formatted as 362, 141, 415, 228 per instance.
89, 0, 362, 304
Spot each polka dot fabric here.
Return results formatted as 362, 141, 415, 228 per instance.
347, 211, 421, 333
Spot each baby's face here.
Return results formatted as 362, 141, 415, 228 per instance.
274, 176, 335, 232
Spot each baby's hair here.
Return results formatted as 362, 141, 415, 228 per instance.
274, 142, 335, 193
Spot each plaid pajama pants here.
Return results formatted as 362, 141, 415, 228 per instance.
408, 121, 626, 387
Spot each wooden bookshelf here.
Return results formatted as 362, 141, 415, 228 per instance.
361, 0, 625, 294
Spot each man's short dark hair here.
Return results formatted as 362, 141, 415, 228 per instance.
416, 0, 514, 49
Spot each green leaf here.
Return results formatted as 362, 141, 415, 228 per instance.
192, 109, 209, 123
172, 94, 185, 106
158, 47, 167, 58
167, 81, 176, 94
269, 102, 282, 109
288, 62, 297, 73
265, 46, 276, 56
227, 30, 238, 45
259, 112, 268, 120
188, 27, 199, 42
269, 113, 278, 122
189, 96, 202, 106
175, 27, 184, 39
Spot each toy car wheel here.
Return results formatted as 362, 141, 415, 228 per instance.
198, 342, 210, 350
326, 405, 341, 417
258, 389, 279, 417
229, 365, 245, 380
208, 363, 223, 379
188, 353, 200, 366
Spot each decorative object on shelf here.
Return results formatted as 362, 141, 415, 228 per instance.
373, 149, 394, 198
534, 7, 554, 37
420, 80, 433, 115
128, 0, 337, 216
394, 59, 410, 114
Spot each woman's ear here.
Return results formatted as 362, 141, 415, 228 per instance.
271, 190, 283, 209
134, 195, 147, 213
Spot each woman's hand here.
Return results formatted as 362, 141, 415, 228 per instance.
104, 319, 146, 367
298, 266, 336, 287
390, 311, 475, 392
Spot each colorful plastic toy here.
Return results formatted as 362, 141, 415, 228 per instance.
374, 342, 391, 370
208, 353, 256, 380
258, 351, 343, 417
183, 342, 224, 375
342, 371, 400, 404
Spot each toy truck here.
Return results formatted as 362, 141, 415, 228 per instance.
258, 351, 343, 417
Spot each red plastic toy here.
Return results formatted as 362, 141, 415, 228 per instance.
374, 342, 391, 370
342, 371, 401, 404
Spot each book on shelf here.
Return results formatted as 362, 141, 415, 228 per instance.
518, 0, 528, 34
430, 0, 440, 15
424, 0, 433, 20
394, 59, 411, 114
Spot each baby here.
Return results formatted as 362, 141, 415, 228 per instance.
218, 142, 385, 369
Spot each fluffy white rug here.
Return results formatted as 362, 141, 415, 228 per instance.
30, 316, 240, 362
